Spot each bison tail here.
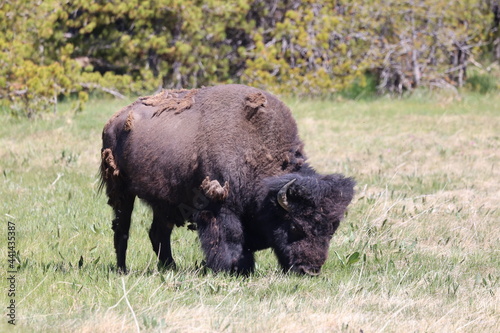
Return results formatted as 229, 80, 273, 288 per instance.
97, 148, 120, 194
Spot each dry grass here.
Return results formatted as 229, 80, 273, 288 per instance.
0, 94, 498, 332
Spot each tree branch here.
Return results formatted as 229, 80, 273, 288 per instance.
79, 83, 126, 99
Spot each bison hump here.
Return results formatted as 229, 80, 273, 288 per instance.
140, 89, 198, 117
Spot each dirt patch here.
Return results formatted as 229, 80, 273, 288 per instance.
140, 89, 198, 117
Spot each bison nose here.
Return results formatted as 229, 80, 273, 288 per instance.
298, 265, 321, 276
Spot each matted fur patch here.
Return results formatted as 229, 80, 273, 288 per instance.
140, 89, 198, 117
101, 148, 119, 178
244, 91, 267, 120
200, 176, 230, 201
245, 92, 267, 109
123, 110, 134, 131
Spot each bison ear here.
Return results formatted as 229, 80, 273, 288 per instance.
321, 174, 355, 219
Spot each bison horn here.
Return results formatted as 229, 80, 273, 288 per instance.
277, 178, 297, 212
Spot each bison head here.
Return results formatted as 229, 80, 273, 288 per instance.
259, 172, 355, 276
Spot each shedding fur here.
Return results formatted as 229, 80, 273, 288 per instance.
244, 92, 267, 120
101, 148, 119, 178
140, 89, 198, 117
123, 110, 134, 131
245, 92, 267, 109
200, 176, 230, 201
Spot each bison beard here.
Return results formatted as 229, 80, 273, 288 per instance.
99, 84, 355, 276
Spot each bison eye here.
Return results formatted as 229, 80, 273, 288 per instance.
289, 223, 305, 240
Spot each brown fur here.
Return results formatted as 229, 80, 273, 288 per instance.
244, 92, 267, 120
201, 176, 230, 201
245, 92, 267, 108
99, 148, 122, 206
123, 110, 134, 131
140, 89, 198, 117
103, 103, 135, 134
99, 84, 354, 275
101, 148, 119, 179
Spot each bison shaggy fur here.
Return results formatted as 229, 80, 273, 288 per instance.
100, 84, 354, 276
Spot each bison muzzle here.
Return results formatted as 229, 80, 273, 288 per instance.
99, 84, 355, 276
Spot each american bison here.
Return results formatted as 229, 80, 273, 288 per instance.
100, 84, 354, 276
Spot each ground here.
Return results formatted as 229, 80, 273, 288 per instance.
0, 92, 498, 332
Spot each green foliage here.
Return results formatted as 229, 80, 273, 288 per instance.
466, 72, 499, 93
1, 0, 500, 116
0, 0, 158, 117
242, 1, 370, 96
0, 1, 81, 117
356, 0, 492, 92
340, 73, 379, 100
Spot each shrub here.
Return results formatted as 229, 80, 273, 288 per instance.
1, 0, 499, 116
466, 72, 499, 94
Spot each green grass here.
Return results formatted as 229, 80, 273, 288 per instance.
1, 93, 499, 332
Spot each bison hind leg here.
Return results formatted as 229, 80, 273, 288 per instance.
149, 207, 176, 270
99, 147, 135, 273
110, 193, 135, 274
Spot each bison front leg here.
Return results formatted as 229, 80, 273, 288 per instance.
196, 207, 254, 275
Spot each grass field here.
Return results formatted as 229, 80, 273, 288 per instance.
1, 93, 499, 332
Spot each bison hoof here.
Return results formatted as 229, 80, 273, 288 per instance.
158, 260, 177, 271
116, 266, 129, 275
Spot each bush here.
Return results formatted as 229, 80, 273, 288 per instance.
466, 73, 499, 94
1, 0, 499, 116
